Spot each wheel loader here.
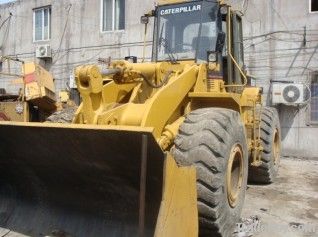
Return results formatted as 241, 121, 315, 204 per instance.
0, 61, 56, 122
0, 0, 281, 237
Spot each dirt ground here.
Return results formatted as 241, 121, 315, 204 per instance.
237, 157, 318, 237
1, 157, 317, 237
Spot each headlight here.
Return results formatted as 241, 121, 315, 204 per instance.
208, 51, 217, 62
220, 5, 228, 15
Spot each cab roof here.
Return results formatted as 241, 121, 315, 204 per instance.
157, 0, 198, 6
157, 0, 223, 6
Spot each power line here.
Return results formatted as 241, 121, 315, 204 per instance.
245, 46, 318, 54
52, 4, 72, 64
302, 43, 318, 75
245, 50, 318, 60
243, 30, 311, 41
5, 40, 152, 58
270, 1, 289, 30
0, 12, 12, 29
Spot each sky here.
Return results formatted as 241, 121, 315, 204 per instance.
0, 0, 15, 4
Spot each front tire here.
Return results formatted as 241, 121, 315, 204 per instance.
172, 108, 248, 237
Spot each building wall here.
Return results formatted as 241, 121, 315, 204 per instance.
0, 0, 154, 92
229, 0, 318, 158
0, 0, 317, 157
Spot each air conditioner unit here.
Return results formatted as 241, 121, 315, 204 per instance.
36, 45, 52, 58
272, 83, 305, 105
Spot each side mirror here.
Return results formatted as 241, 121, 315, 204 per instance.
140, 15, 149, 24
140, 10, 155, 24
215, 32, 226, 53
220, 5, 228, 16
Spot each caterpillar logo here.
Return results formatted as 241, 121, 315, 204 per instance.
160, 4, 201, 15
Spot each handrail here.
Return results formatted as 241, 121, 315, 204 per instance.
224, 5, 248, 88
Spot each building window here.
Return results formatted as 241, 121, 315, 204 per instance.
33, 6, 51, 41
310, 72, 318, 123
102, 0, 125, 31
310, 0, 318, 12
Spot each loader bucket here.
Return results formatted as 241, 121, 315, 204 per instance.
0, 122, 165, 237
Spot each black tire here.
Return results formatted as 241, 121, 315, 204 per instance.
172, 108, 248, 237
46, 106, 77, 123
248, 107, 281, 184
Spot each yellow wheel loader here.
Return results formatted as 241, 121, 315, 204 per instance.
0, 0, 281, 237
0, 62, 56, 122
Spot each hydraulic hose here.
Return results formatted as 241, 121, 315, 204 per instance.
142, 70, 173, 88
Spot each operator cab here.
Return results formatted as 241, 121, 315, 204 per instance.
153, 1, 221, 62
142, 0, 245, 86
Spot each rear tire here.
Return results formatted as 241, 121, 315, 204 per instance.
172, 108, 248, 237
248, 107, 281, 184
46, 106, 77, 123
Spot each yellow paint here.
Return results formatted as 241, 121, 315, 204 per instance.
22, 62, 56, 112
23, 62, 56, 101
0, 120, 155, 133
158, 116, 185, 150
0, 1, 270, 235
155, 153, 198, 237
75, 61, 195, 139
74, 57, 263, 158
0, 62, 56, 122
0, 102, 27, 122
240, 87, 262, 106
141, 64, 197, 138
59, 90, 70, 103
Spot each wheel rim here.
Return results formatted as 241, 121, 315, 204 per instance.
226, 144, 244, 208
273, 129, 280, 165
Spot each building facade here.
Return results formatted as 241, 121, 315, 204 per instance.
0, 0, 154, 91
0, 0, 317, 158
231, 0, 318, 158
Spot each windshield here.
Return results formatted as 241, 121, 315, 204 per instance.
155, 1, 219, 62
